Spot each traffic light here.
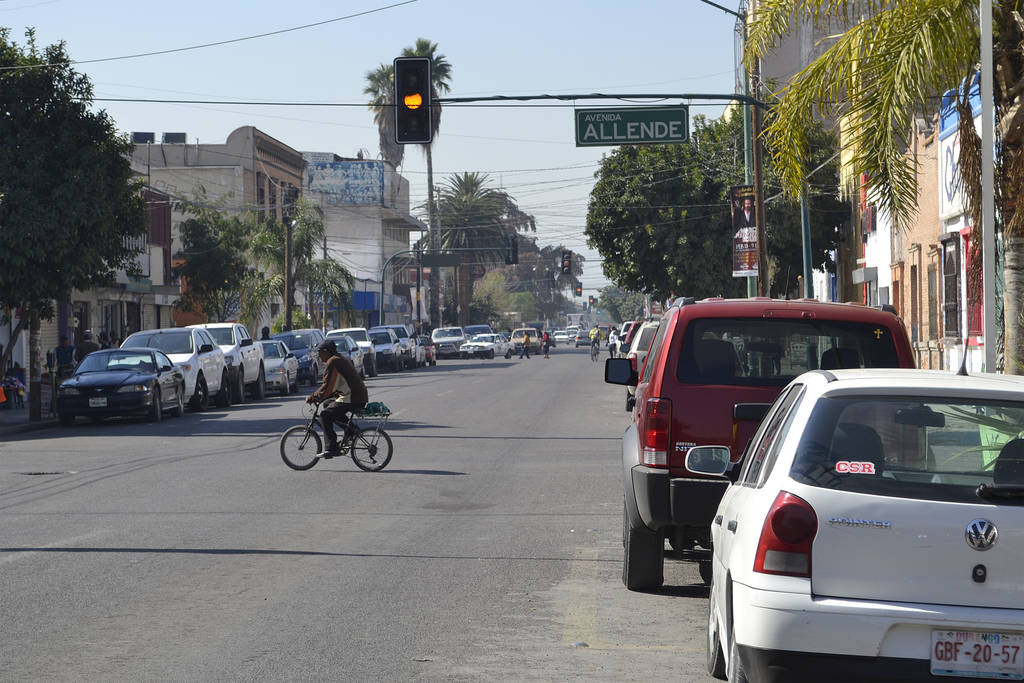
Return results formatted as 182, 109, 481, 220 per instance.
588, 295, 596, 308
574, 283, 582, 297
394, 57, 432, 144
504, 233, 519, 265
561, 251, 572, 274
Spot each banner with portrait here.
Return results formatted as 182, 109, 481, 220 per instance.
731, 185, 759, 278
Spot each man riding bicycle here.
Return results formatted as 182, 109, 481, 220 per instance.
589, 325, 604, 360
306, 339, 368, 458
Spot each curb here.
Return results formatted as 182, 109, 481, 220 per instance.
0, 419, 59, 437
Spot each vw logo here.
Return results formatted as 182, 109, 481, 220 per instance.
966, 519, 998, 551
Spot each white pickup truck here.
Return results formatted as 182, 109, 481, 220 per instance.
190, 323, 266, 403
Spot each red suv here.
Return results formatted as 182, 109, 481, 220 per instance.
605, 297, 915, 590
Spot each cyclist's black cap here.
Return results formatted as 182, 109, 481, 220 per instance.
317, 339, 337, 354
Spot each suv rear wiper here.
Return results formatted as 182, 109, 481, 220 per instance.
976, 484, 1024, 501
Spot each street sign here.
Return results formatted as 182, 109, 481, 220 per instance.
421, 253, 462, 267
575, 106, 689, 147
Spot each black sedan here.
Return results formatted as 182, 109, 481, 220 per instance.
56, 348, 186, 426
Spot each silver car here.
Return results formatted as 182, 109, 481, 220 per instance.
258, 340, 298, 395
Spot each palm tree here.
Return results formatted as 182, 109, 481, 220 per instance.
436, 172, 534, 326
364, 63, 403, 168
241, 198, 354, 328
746, 0, 1024, 369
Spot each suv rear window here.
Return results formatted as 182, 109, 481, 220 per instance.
790, 396, 1024, 503
676, 318, 901, 387
206, 327, 235, 345
124, 331, 193, 355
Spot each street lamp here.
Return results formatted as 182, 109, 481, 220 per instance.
285, 218, 296, 331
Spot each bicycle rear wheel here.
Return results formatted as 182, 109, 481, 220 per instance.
280, 425, 322, 470
350, 426, 393, 471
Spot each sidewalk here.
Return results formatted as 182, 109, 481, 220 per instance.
0, 406, 58, 437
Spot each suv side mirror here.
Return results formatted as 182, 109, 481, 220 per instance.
160, 364, 173, 372
240, 338, 253, 347
604, 357, 637, 386
199, 343, 214, 353
685, 446, 731, 476
286, 352, 295, 359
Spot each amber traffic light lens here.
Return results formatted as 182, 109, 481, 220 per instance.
403, 93, 423, 110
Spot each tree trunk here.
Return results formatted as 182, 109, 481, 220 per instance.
0, 313, 27, 381
457, 265, 472, 327
28, 309, 41, 421
426, 145, 439, 331
1004, 235, 1024, 374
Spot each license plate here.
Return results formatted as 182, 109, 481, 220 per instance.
932, 630, 1024, 679
88, 397, 107, 408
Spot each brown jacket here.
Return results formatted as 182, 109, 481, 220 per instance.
313, 354, 368, 404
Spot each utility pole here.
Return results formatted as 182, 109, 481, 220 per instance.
284, 219, 294, 331
428, 183, 439, 331
751, 57, 769, 297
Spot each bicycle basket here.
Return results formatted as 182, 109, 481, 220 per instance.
358, 401, 391, 417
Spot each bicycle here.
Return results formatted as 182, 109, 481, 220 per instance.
280, 401, 394, 471
590, 340, 601, 362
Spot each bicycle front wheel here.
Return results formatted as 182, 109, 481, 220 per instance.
280, 425, 322, 470
350, 426, 393, 471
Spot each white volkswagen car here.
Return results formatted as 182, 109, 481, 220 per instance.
694, 368, 1024, 683
460, 334, 512, 359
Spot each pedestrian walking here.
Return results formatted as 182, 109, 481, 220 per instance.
54, 335, 76, 380
608, 328, 619, 359
542, 331, 551, 359
519, 332, 531, 359
76, 330, 99, 361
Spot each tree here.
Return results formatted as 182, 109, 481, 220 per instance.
0, 29, 147, 419
597, 286, 646, 323
172, 190, 254, 323
363, 63, 403, 169
746, 0, 1024, 368
585, 110, 844, 299
436, 172, 535, 325
241, 198, 354, 329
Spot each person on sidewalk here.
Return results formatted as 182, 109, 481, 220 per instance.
542, 331, 551, 358
306, 339, 368, 458
54, 336, 77, 381
519, 332, 531, 359
608, 328, 619, 359
76, 330, 99, 361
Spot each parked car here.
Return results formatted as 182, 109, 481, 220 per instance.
332, 334, 366, 378
510, 328, 541, 354
271, 329, 326, 385
697, 368, 1024, 683
460, 334, 512, 359
418, 335, 436, 366
623, 321, 661, 411
409, 334, 427, 367
327, 327, 377, 377
604, 297, 915, 590
375, 324, 415, 369
573, 330, 590, 347
122, 327, 230, 410
56, 348, 186, 425
463, 324, 494, 337
368, 328, 403, 372
189, 322, 266, 403
431, 327, 467, 359
258, 339, 298, 395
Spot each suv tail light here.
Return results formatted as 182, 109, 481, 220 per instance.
641, 398, 671, 467
627, 351, 638, 373
753, 491, 817, 577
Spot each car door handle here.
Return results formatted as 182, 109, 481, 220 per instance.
714, 515, 723, 526
727, 520, 738, 533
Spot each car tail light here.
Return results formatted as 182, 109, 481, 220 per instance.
628, 351, 638, 373
753, 491, 817, 577
641, 398, 671, 467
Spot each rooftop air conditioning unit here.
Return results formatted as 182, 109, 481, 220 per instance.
162, 132, 187, 144
131, 132, 155, 144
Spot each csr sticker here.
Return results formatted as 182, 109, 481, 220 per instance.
835, 461, 876, 474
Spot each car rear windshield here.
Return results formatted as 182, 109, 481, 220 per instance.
206, 327, 235, 345
676, 318, 901, 387
433, 328, 463, 339
370, 332, 391, 344
276, 333, 312, 350
341, 330, 368, 343
261, 343, 283, 359
465, 325, 491, 335
790, 395, 1024, 503
123, 331, 193, 355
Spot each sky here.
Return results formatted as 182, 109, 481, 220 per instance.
4, 0, 741, 299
